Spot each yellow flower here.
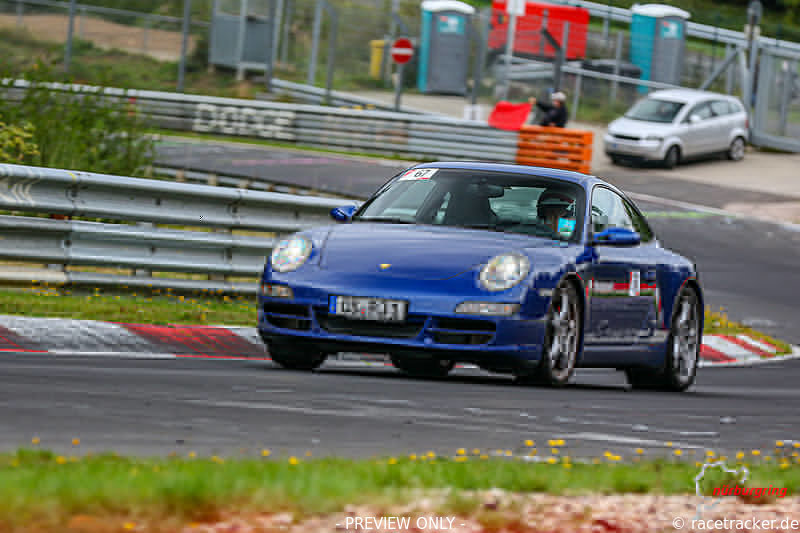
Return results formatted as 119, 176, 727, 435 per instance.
454, 456, 467, 462
409, 454, 417, 461
736, 452, 745, 460
794, 443, 800, 449
666, 442, 673, 447
472, 449, 481, 455
31, 437, 40, 445
674, 449, 683, 456
525, 440, 534, 447
776, 441, 785, 447
388, 457, 398, 465
635, 448, 644, 455
551, 448, 559, 455
288, 456, 299, 465
752, 450, 761, 456
188, 451, 197, 459
55, 456, 67, 465
480, 454, 489, 460
71, 438, 80, 446
504, 450, 512, 456
546, 457, 557, 464
706, 450, 715, 457
261, 449, 271, 457
456, 448, 466, 455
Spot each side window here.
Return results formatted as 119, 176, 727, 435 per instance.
686, 102, 712, 121
591, 187, 634, 234
622, 198, 654, 243
710, 100, 730, 116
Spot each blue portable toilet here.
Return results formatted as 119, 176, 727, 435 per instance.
418, 0, 475, 95
630, 4, 690, 88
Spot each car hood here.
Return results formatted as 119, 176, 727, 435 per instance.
608, 117, 677, 137
318, 223, 554, 280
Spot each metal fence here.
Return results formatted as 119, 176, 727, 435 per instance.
0, 163, 352, 293
0, 0, 209, 62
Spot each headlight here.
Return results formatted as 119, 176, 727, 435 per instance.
270, 236, 312, 273
479, 253, 530, 292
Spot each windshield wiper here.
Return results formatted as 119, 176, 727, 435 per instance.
354, 217, 416, 224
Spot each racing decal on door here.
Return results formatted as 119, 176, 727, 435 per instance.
399, 168, 438, 181
589, 275, 655, 297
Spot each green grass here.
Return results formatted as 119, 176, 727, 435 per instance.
1, 448, 798, 530
0, 287, 255, 326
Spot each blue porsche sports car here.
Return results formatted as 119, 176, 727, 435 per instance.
258, 162, 702, 391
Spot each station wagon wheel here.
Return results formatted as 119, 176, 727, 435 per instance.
268, 342, 327, 371
663, 146, 680, 169
626, 287, 700, 392
528, 282, 581, 387
727, 137, 746, 161
391, 357, 454, 379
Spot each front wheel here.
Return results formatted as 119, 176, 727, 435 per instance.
727, 136, 746, 161
662, 145, 680, 169
525, 282, 582, 387
626, 287, 700, 391
268, 342, 327, 371
391, 357, 454, 378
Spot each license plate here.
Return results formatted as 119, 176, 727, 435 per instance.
330, 295, 407, 322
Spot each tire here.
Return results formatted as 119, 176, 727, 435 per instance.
268, 342, 327, 371
525, 282, 582, 387
727, 136, 746, 161
610, 155, 622, 165
391, 357, 454, 378
625, 287, 700, 392
662, 145, 680, 169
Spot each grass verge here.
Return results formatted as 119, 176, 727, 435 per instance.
1, 449, 799, 530
705, 308, 792, 355
0, 287, 255, 326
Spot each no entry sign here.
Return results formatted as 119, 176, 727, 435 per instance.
390, 38, 414, 64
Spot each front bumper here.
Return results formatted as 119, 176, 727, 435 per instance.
604, 134, 665, 160
257, 295, 547, 371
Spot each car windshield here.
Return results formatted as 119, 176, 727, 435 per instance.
624, 98, 685, 123
353, 169, 584, 242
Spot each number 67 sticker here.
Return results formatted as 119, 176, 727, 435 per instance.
399, 168, 438, 181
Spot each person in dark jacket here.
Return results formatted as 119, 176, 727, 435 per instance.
528, 91, 568, 127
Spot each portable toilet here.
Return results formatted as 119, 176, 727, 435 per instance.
629, 4, 690, 87
418, 0, 475, 95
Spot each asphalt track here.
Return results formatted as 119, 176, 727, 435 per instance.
1, 353, 798, 458
1, 140, 796, 459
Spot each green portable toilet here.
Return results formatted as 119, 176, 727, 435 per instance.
630, 4, 690, 88
418, 0, 475, 95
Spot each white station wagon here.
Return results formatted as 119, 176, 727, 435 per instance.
604, 89, 749, 169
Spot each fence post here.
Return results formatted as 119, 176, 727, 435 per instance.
323, 2, 337, 104
142, 14, 152, 55
554, 22, 569, 92
177, 0, 192, 93
571, 71, 581, 122
280, 0, 292, 65
500, 12, 518, 101
16, 0, 23, 28
540, 9, 548, 56
307, 0, 323, 85
609, 31, 623, 105
273, 0, 283, 66
236, 0, 249, 81
64, 0, 77, 73
470, 8, 490, 107
725, 44, 735, 94
78, 6, 85, 38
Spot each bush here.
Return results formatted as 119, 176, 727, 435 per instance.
0, 122, 40, 165
0, 64, 154, 177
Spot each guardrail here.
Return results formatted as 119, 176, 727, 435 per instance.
0, 80, 519, 163
0, 163, 356, 293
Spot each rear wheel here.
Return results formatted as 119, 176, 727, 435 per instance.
662, 145, 680, 169
524, 282, 582, 387
268, 342, 327, 371
391, 357, 454, 378
727, 136, 746, 161
626, 287, 700, 391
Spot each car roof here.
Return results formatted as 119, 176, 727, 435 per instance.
411, 161, 601, 188
646, 88, 741, 105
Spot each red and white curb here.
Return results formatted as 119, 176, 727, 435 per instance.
0, 316, 796, 368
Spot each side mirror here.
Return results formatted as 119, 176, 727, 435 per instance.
689, 114, 701, 124
592, 227, 641, 246
330, 205, 357, 222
